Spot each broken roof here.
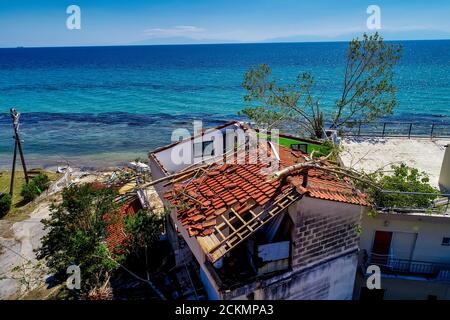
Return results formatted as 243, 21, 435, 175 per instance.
162, 141, 367, 262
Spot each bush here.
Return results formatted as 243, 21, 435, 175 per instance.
0, 193, 12, 218
20, 173, 51, 203
368, 164, 439, 209
33, 173, 51, 192
38, 183, 120, 299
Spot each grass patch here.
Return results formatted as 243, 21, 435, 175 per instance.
257, 133, 331, 155
0, 170, 61, 218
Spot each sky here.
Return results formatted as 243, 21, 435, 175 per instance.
0, 0, 449, 47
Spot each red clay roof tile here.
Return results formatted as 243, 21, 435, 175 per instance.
163, 143, 368, 238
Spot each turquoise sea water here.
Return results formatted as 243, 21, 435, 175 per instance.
0, 41, 449, 168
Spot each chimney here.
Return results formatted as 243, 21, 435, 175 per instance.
302, 169, 309, 188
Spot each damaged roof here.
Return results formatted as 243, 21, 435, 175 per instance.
164, 143, 368, 239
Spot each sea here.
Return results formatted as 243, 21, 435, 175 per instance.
0, 40, 449, 169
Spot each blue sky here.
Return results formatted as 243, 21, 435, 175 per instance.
0, 0, 449, 47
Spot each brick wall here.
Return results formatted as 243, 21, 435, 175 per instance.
290, 197, 362, 270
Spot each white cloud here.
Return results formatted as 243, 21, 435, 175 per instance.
143, 25, 205, 38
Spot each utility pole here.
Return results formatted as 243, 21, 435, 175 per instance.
9, 108, 29, 196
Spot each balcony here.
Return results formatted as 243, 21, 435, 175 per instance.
366, 253, 450, 281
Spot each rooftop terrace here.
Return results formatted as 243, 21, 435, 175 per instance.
340, 137, 450, 189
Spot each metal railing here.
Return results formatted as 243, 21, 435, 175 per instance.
342, 121, 450, 138
367, 253, 450, 280
375, 190, 450, 214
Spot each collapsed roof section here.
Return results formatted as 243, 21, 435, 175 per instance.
163, 139, 368, 263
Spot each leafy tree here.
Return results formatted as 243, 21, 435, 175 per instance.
124, 209, 164, 253
240, 32, 402, 138
37, 184, 123, 299
366, 164, 439, 209
240, 65, 323, 137
0, 193, 12, 218
330, 33, 402, 128
123, 209, 164, 276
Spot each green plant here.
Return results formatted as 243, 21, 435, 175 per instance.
37, 183, 122, 299
366, 164, 439, 209
20, 183, 38, 202
33, 173, 51, 192
240, 65, 323, 137
20, 173, 51, 203
0, 193, 12, 218
124, 209, 164, 253
240, 32, 402, 138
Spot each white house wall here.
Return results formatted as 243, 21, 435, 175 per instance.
360, 213, 450, 264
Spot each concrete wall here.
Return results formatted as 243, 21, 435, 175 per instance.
355, 272, 450, 300
356, 212, 450, 300
151, 123, 244, 175
379, 277, 450, 300
221, 197, 364, 300
360, 212, 450, 263
222, 251, 358, 300
148, 154, 169, 200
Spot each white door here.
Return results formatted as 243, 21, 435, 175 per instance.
391, 232, 417, 260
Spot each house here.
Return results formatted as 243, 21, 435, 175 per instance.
355, 146, 450, 300
149, 121, 369, 300
355, 209, 450, 300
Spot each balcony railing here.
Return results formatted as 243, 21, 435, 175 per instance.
367, 253, 450, 281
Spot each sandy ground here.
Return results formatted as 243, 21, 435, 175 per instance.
0, 202, 52, 299
340, 137, 450, 188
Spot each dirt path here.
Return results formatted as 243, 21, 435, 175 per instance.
0, 171, 101, 299
0, 202, 52, 299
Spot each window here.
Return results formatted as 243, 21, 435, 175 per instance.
442, 237, 450, 246
290, 143, 308, 153
193, 140, 215, 158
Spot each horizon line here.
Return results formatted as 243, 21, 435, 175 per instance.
1, 37, 450, 49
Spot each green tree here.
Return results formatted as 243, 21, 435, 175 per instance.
37, 184, 122, 299
367, 164, 439, 209
124, 209, 163, 253
331, 33, 402, 128
240, 32, 402, 138
240, 64, 323, 137
123, 209, 164, 276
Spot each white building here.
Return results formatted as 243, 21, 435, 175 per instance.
149, 122, 369, 300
